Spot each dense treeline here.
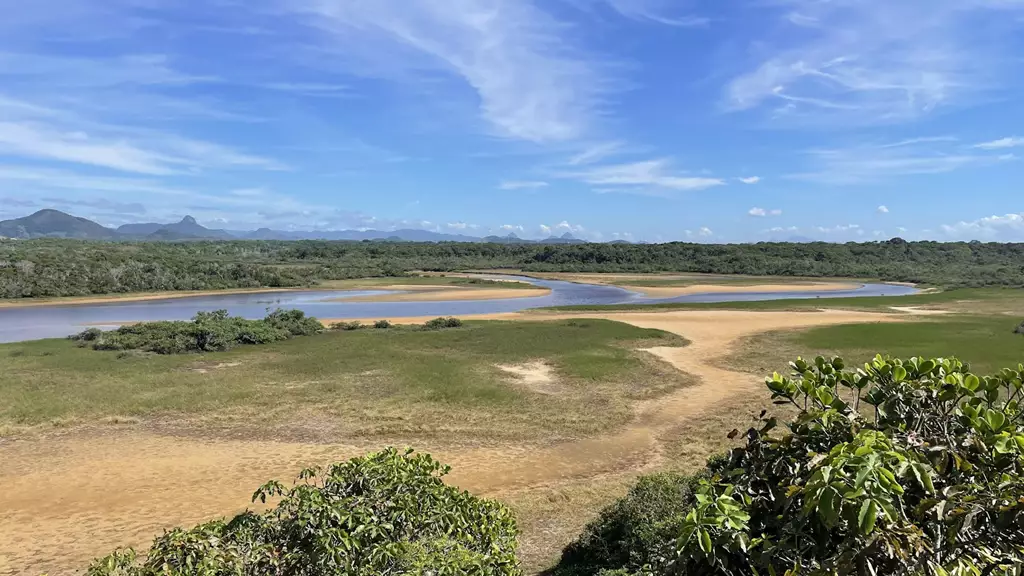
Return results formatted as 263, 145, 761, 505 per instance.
3, 237, 1024, 298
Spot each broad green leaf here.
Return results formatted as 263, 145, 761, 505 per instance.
858, 500, 878, 535
698, 528, 713, 554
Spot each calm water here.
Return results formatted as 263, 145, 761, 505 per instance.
0, 276, 918, 343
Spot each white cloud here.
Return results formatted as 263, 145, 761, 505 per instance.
289, 0, 607, 143
499, 224, 524, 232
816, 224, 861, 234
973, 137, 1024, 150
877, 205, 889, 214
725, 1, 1024, 126
767, 226, 799, 233
230, 188, 267, 197
499, 180, 550, 190
446, 222, 469, 230
567, 141, 625, 166
563, 158, 725, 193
940, 213, 1024, 240
789, 138, 1009, 185
738, 176, 761, 184
897, 227, 907, 233
594, 0, 708, 26
749, 207, 782, 217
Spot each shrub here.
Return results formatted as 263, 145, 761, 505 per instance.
423, 316, 463, 330
586, 355, 1024, 575
374, 319, 392, 329
1015, 320, 1024, 335
70, 309, 322, 354
87, 448, 521, 576
552, 473, 699, 576
331, 320, 365, 331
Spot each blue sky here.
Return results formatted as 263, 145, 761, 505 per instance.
2, 0, 1024, 242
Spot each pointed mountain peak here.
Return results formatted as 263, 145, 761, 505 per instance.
179, 215, 198, 225
560, 232, 575, 239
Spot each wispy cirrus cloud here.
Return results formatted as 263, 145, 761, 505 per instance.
285, 0, 610, 143
583, 0, 709, 26
788, 137, 1011, 185
499, 180, 550, 191
562, 158, 725, 194
725, 0, 1024, 126
738, 176, 761, 184
973, 137, 1024, 150
749, 207, 782, 217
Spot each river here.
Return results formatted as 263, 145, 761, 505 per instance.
0, 275, 918, 343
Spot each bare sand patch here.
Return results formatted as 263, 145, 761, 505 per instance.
496, 361, 561, 394
888, 306, 953, 315
0, 308, 909, 576
626, 282, 861, 298
335, 287, 550, 303
188, 361, 243, 374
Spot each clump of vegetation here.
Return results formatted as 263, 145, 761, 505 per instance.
71, 309, 322, 354
553, 473, 701, 576
423, 316, 464, 330
554, 355, 1024, 575
1014, 320, 1024, 335
374, 319, 392, 329
331, 320, 365, 331
87, 448, 521, 576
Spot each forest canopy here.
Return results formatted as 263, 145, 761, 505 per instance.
2, 237, 1024, 298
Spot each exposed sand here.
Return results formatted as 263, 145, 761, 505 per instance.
333, 286, 549, 303
496, 361, 561, 395
623, 281, 861, 298
0, 287, 311, 309
0, 307, 914, 575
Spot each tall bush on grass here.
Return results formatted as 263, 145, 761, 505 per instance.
87, 448, 521, 576
71, 309, 322, 354
555, 355, 1024, 576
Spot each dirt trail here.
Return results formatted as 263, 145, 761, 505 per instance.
0, 309, 902, 576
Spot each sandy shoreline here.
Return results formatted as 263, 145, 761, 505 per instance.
334, 287, 550, 303
622, 281, 862, 298
0, 287, 315, 309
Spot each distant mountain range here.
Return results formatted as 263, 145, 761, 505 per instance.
0, 209, 597, 244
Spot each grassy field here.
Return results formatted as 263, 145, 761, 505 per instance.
0, 320, 690, 442
726, 314, 1024, 378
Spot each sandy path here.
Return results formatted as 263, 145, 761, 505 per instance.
0, 309, 902, 575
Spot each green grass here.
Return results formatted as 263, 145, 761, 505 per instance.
727, 315, 1024, 377
541, 288, 1019, 313
0, 320, 689, 442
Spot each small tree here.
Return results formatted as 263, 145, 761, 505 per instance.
87, 448, 521, 576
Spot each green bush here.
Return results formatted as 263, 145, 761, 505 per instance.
582, 355, 1024, 575
70, 309, 322, 354
424, 316, 463, 330
87, 448, 521, 576
332, 320, 365, 331
374, 319, 393, 329
552, 473, 699, 576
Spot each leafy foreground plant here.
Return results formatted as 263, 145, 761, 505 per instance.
556, 355, 1024, 576
70, 309, 322, 354
87, 448, 521, 576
